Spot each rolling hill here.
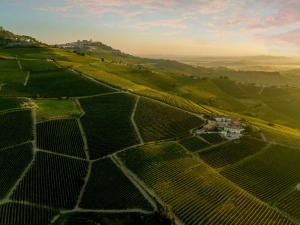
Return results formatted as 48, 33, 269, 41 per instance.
1, 28, 300, 224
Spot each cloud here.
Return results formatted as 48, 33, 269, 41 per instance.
129, 18, 188, 29
163, 30, 182, 35
246, 0, 300, 29
257, 29, 300, 46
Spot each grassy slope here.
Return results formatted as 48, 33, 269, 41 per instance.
34, 99, 81, 121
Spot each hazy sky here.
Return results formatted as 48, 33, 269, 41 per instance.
1, 0, 300, 56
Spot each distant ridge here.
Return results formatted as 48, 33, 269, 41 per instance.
0, 26, 46, 48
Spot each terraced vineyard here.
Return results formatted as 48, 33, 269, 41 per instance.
0, 143, 33, 199
11, 152, 89, 209
37, 118, 85, 158
80, 94, 139, 159
0, 203, 58, 225
27, 68, 114, 97
221, 144, 300, 202
211, 79, 250, 99
178, 136, 210, 152
2, 44, 300, 224
199, 133, 225, 144
20, 59, 58, 71
0, 109, 33, 149
134, 98, 203, 142
260, 125, 300, 148
277, 190, 300, 221
80, 158, 153, 211
118, 143, 292, 225
199, 137, 268, 168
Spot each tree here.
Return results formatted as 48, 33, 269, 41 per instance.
268, 121, 274, 127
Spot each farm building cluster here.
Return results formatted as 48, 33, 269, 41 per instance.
197, 114, 244, 139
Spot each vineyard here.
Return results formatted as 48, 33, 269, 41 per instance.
134, 98, 203, 142
0, 98, 26, 111
220, 144, 300, 202
79, 94, 139, 159
0, 109, 33, 149
199, 133, 225, 144
0, 203, 58, 225
37, 119, 85, 158
117, 142, 292, 225
11, 152, 89, 209
52, 212, 165, 225
178, 136, 210, 152
277, 190, 300, 221
260, 125, 300, 148
79, 158, 153, 211
2, 43, 300, 224
199, 137, 268, 168
0, 143, 33, 199
20, 59, 58, 71
211, 79, 250, 99
27, 68, 114, 97
76, 64, 209, 115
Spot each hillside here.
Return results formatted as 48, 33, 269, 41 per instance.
1, 29, 300, 224
0, 26, 45, 49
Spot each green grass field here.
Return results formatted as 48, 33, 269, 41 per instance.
34, 99, 81, 121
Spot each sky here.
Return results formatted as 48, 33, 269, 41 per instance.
1, 0, 300, 56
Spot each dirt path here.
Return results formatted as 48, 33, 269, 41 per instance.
111, 154, 185, 225
53, 61, 61, 68
17, 60, 22, 70
2, 152, 36, 202
51, 208, 154, 224
75, 92, 120, 100
92, 144, 142, 163
259, 86, 265, 94
32, 109, 38, 153
37, 148, 88, 161
72, 69, 207, 118
72, 69, 119, 91
77, 118, 89, 159
131, 96, 144, 145
196, 135, 212, 145
74, 99, 90, 160
74, 161, 93, 209
24, 71, 30, 86
111, 154, 157, 211
75, 99, 85, 118
0, 141, 32, 153
261, 132, 267, 141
